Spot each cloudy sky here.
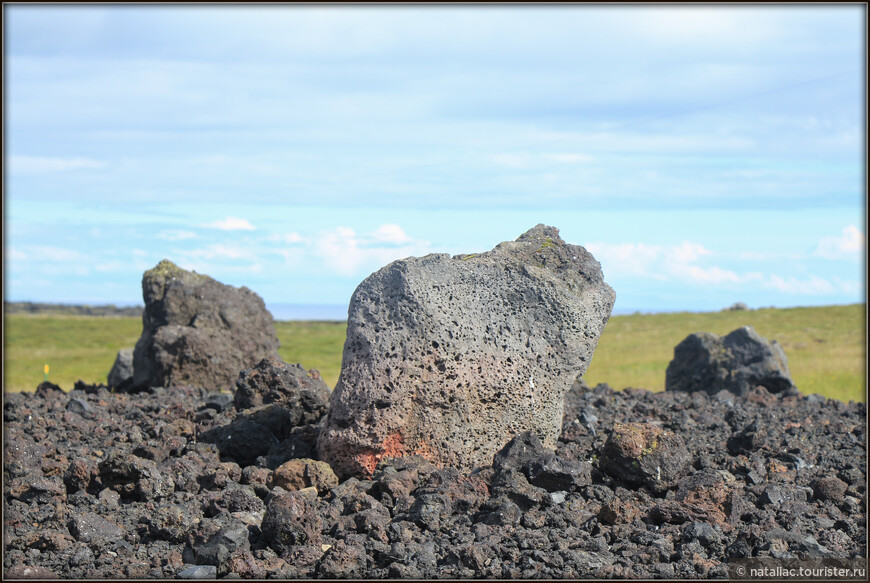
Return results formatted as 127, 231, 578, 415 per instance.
4, 4, 865, 318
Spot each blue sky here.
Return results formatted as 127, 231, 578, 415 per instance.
4, 4, 866, 318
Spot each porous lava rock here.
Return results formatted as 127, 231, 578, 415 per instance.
665, 325, 796, 396
130, 259, 279, 392
599, 422, 691, 494
271, 459, 339, 494
234, 356, 331, 421
318, 225, 615, 478
261, 490, 323, 552
3, 373, 866, 578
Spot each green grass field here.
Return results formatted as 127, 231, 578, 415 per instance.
583, 304, 866, 403
3, 304, 865, 402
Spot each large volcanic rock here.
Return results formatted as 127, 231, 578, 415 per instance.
130, 260, 279, 392
665, 325, 796, 397
318, 225, 615, 478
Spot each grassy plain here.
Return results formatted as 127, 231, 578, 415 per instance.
583, 304, 866, 403
3, 304, 865, 402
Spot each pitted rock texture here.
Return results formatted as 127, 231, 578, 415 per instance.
665, 325, 797, 397
130, 260, 279, 392
234, 356, 330, 420
599, 422, 691, 494
3, 379, 866, 578
318, 224, 615, 478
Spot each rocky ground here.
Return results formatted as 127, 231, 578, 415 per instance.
3, 379, 866, 579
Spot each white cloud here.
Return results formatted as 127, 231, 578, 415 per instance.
274, 248, 305, 265
200, 216, 256, 231
764, 274, 836, 295
9, 155, 107, 174
737, 250, 803, 261
6, 247, 28, 261
7, 245, 85, 263
491, 152, 594, 170
625, 6, 779, 47
669, 241, 711, 264
268, 232, 304, 245
813, 225, 865, 260
313, 224, 430, 277
833, 277, 863, 297
184, 243, 251, 261
585, 242, 662, 278
669, 264, 743, 285
372, 224, 412, 245
93, 260, 129, 272
587, 240, 746, 286
158, 229, 198, 241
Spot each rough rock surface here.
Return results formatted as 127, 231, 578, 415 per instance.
665, 325, 797, 396
599, 422, 691, 494
233, 356, 330, 420
107, 348, 134, 391
130, 260, 279, 392
319, 225, 616, 478
3, 378, 865, 579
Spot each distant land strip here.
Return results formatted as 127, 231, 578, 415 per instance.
3, 301, 144, 317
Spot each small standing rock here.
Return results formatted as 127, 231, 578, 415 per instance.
130, 259, 279, 392
665, 326, 796, 396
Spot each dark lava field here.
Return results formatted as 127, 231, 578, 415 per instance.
3, 378, 866, 579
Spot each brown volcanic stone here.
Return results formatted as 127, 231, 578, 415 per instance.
649, 472, 745, 529
130, 259, 279, 392
599, 422, 691, 493
270, 459, 338, 494
812, 476, 848, 503
318, 225, 615, 478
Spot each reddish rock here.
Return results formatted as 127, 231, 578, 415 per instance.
597, 495, 642, 525
228, 549, 266, 579
64, 458, 98, 492
649, 472, 746, 530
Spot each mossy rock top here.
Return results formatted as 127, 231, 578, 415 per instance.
144, 259, 212, 287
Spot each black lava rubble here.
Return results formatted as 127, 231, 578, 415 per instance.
3, 379, 866, 579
